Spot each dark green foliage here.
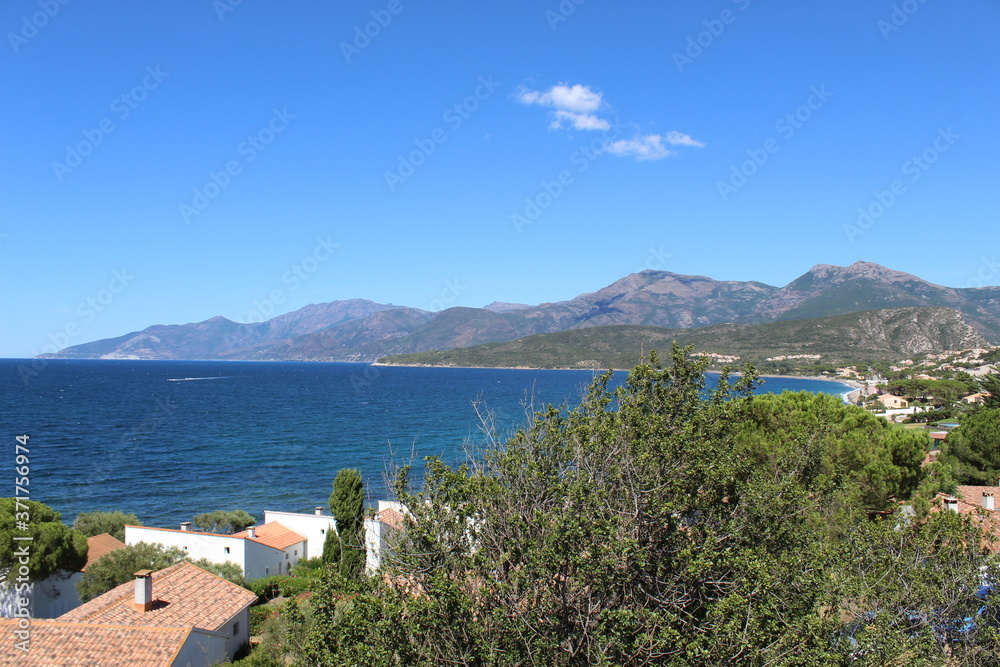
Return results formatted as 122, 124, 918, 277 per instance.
288, 346, 1000, 665
304, 574, 418, 666
885, 378, 978, 405
249, 574, 316, 600
902, 409, 956, 424
76, 542, 185, 602
321, 526, 340, 567
192, 509, 256, 533
0, 499, 88, 584
731, 391, 928, 511
940, 408, 1000, 485
186, 557, 247, 587
72, 510, 140, 541
982, 372, 1000, 409
294, 556, 324, 571
329, 468, 364, 579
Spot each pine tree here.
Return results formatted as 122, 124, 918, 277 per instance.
329, 468, 364, 578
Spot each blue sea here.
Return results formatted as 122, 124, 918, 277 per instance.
2, 359, 852, 527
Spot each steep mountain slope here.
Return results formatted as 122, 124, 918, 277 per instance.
751, 261, 1000, 339
522, 271, 778, 330
377, 307, 988, 370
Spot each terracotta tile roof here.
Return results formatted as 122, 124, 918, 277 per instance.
81, 533, 126, 572
0, 619, 192, 666
233, 522, 307, 550
957, 485, 1000, 507
59, 561, 256, 632
378, 507, 406, 530
933, 493, 1000, 552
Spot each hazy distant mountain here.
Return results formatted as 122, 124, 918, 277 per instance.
483, 301, 533, 313
42, 262, 1000, 362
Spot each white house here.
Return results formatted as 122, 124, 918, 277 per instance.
13, 561, 260, 666
262, 507, 338, 559
125, 521, 306, 580
364, 501, 408, 573
0, 532, 126, 619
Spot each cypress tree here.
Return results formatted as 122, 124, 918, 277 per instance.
329, 468, 365, 578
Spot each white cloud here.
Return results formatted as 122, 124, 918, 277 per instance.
518, 84, 604, 113
664, 131, 705, 147
603, 135, 673, 161
518, 82, 707, 159
550, 110, 610, 131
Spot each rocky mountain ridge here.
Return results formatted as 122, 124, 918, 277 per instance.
43, 262, 1000, 362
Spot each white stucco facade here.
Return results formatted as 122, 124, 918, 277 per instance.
124, 525, 302, 580
262, 509, 337, 559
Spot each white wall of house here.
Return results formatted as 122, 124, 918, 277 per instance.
125, 526, 309, 580
125, 526, 247, 572
263, 510, 337, 559
0, 571, 82, 619
243, 539, 300, 580
172, 627, 229, 667
364, 519, 385, 573
216, 604, 253, 661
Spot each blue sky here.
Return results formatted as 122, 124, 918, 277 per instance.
2, 0, 998, 357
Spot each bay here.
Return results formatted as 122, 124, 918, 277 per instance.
1, 359, 852, 527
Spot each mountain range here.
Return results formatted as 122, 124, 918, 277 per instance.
42, 261, 1000, 362
376, 307, 989, 370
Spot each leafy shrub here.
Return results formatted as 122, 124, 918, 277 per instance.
250, 574, 318, 601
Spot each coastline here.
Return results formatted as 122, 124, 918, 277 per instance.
374, 361, 862, 392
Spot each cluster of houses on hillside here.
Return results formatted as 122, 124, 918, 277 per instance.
2, 502, 407, 666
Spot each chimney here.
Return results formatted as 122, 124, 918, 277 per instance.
985, 493, 995, 511
315, 507, 323, 516
180, 522, 191, 531
133, 570, 153, 612
945, 496, 959, 513
246, 526, 256, 539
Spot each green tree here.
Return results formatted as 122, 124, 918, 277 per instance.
730, 391, 928, 512
298, 346, 1000, 665
0, 499, 88, 584
940, 407, 1000, 485
76, 542, 185, 602
321, 527, 340, 566
186, 557, 247, 588
329, 469, 364, 579
981, 372, 1000, 409
193, 509, 256, 534
72, 510, 140, 541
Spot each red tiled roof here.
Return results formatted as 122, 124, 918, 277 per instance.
956, 485, 1000, 507
82, 533, 126, 573
59, 561, 256, 632
0, 619, 192, 666
933, 493, 1000, 552
233, 522, 306, 550
378, 508, 406, 530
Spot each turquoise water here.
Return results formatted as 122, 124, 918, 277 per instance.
2, 359, 851, 527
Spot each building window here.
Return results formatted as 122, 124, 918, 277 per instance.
294, 549, 298, 556
224, 547, 230, 554
265, 567, 269, 575
233, 621, 239, 636
286, 553, 289, 559
320, 529, 325, 534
